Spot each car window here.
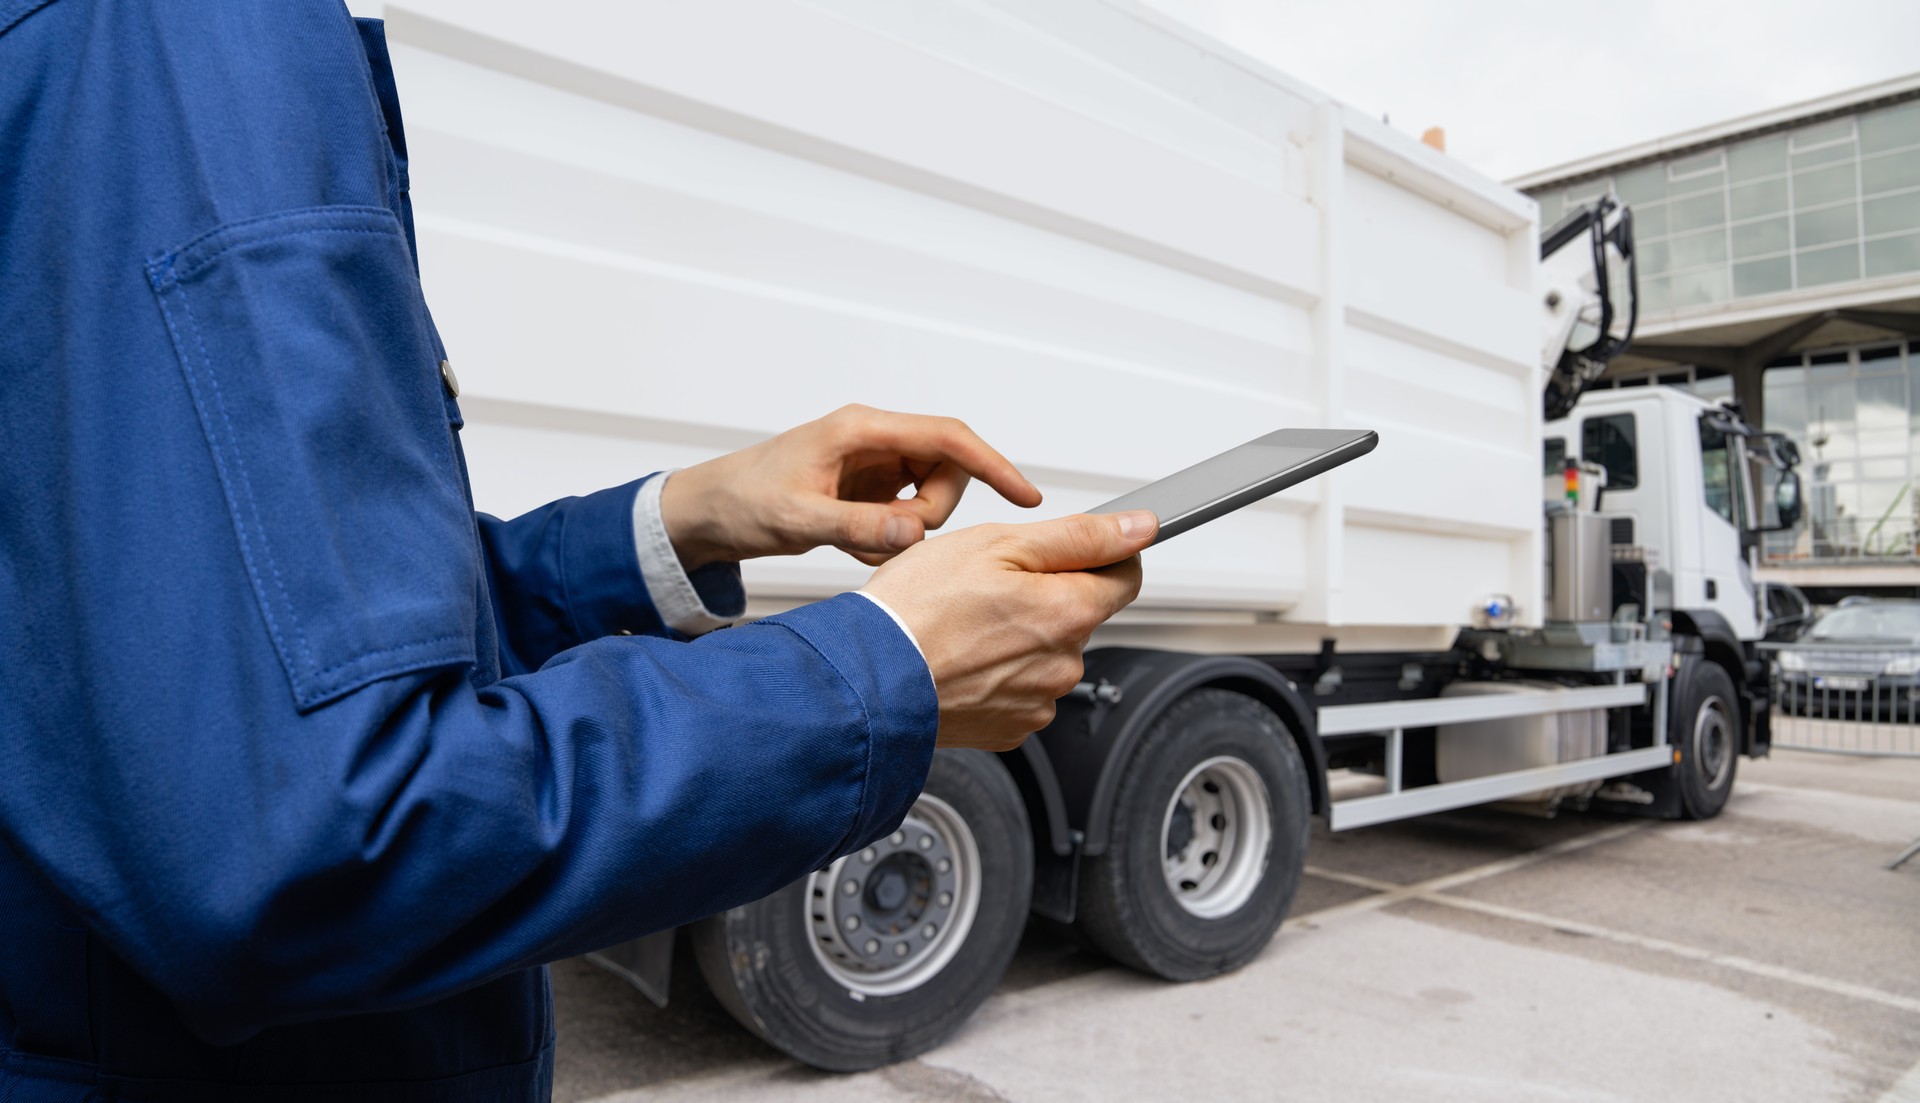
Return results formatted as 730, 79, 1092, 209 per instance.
1543, 437, 1567, 476
1809, 604, 1920, 639
1581, 414, 1637, 490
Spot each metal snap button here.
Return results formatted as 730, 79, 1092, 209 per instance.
439, 359, 460, 398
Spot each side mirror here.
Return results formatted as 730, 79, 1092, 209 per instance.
1773, 472, 1803, 529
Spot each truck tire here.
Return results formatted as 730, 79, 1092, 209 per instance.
1671, 656, 1739, 820
688, 749, 1032, 1071
1076, 688, 1309, 982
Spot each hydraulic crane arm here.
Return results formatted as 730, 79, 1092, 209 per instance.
1540, 196, 1638, 421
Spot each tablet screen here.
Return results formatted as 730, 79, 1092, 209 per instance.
1094, 428, 1376, 543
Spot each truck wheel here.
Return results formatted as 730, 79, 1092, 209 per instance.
1671, 656, 1739, 820
1076, 688, 1309, 982
689, 749, 1032, 1072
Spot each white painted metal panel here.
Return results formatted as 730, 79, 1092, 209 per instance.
1319, 682, 1648, 736
382, 0, 1545, 639
1327, 746, 1672, 831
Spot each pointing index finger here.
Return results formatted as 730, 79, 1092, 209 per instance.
864, 413, 1042, 509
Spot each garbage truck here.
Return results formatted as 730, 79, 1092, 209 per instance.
368, 0, 1806, 1070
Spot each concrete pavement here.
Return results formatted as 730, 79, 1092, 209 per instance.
552, 750, 1920, 1102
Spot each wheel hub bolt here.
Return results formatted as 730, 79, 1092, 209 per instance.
842, 879, 858, 896
843, 914, 860, 931
863, 938, 880, 956
870, 868, 908, 911
918, 835, 933, 850
893, 941, 910, 958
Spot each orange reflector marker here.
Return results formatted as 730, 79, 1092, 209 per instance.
1673, 748, 1682, 763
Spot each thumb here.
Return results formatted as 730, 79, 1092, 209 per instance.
1001, 511, 1157, 573
813, 499, 926, 557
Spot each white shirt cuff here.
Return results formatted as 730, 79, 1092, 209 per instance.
632, 471, 739, 637
851, 590, 930, 679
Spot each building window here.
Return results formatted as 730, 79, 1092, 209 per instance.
1691, 371, 1735, 404
1582, 413, 1639, 491
1761, 343, 1917, 561
1603, 365, 1732, 403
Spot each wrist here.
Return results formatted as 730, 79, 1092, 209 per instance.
658, 465, 730, 571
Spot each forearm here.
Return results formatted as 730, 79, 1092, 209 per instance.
478, 475, 745, 674
13, 595, 933, 1043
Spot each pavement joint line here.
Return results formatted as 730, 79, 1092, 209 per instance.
1879, 1052, 1920, 1103
1285, 821, 1647, 930
1304, 866, 1412, 895
1406, 891, 1920, 1017
1737, 779, 1920, 803
1305, 833, 1920, 1018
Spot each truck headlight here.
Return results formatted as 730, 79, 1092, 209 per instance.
1883, 653, 1920, 676
1776, 651, 1807, 672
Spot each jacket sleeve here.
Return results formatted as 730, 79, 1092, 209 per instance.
0, 0, 938, 1045
475, 477, 747, 676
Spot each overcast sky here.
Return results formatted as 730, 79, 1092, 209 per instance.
1141, 0, 1920, 183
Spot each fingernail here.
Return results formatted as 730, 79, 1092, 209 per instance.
885, 514, 915, 549
1115, 510, 1157, 541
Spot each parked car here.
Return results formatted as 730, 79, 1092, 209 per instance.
1761, 581, 1813, 642
1776, 599, 1920, 720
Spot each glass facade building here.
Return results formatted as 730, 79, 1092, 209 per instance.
1532, 98, 1920, 314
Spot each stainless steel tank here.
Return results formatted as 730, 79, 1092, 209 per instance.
1546, 509, 1612, 623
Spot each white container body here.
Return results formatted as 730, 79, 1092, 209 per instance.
377, 0, 1546, 651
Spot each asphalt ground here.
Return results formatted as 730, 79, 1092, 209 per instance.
551, 749, 1920, 1102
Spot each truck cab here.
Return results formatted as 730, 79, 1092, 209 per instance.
1547, 386, 1804, 757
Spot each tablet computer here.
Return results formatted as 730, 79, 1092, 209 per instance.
1092, 428, 1378, 546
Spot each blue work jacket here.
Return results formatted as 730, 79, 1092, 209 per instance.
0, 2, 938, 1098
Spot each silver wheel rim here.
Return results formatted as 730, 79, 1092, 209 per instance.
1160, 755, 1272, 919
806, 794, 981, 997
1693, 694, 1735, 790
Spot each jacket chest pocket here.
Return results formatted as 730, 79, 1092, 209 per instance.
147, 206, 477, 710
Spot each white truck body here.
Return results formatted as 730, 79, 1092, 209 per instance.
378, 0, 1546, 646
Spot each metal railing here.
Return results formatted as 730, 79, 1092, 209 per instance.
1761, 641, 1920, 758
1762, 517, 1920, 563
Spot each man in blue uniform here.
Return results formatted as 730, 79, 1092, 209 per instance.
0, 2, 1156, 1098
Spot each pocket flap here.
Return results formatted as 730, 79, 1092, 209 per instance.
147, 207, 478, 710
